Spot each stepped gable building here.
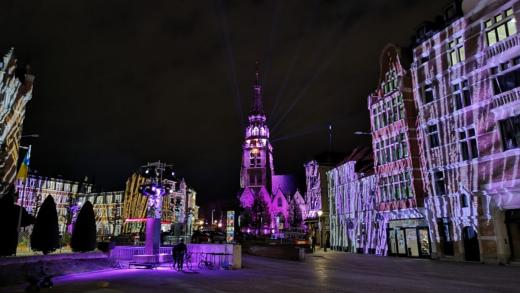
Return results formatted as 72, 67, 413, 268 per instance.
369, 44, 431, 258
411, 0, 520, 263
0, 48, 34, 188
239, 65, 304, 235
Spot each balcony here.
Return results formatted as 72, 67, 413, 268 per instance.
485, 34, 520, 60
491, 86, 520, 109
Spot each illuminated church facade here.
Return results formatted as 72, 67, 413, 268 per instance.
239, 66, 305, 234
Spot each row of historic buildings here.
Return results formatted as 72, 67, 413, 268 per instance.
15, 173, 199, 239
0, 48, 200, 246
313, 0, 520, 264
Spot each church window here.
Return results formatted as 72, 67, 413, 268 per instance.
278, 197, 283, 207
252, 127, 259, 136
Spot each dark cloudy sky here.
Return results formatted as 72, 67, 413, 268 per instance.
1, 0, 447, 213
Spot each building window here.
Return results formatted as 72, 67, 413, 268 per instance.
499, 114, 520, 150
379, 172, 412, 201
493, 67, 520, 94
485, 8, 517, 46
423, 83, 434, 104
459, 128, 479, 160
382, 69, 398, 94
448, 37, 465, 66
427, 124, 440, 148
461, 194, 469, 208
278, 197, 282, 207
433, 171, 446, 196
375, 132, 408, 166
453, 80, 471, 110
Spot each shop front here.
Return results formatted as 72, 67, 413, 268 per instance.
387, 218, 431, 258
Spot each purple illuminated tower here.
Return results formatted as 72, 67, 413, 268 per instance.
240, 63, 274, 193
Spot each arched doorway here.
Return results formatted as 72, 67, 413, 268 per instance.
462, 226, 480, 261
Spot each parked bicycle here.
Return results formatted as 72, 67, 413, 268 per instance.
198, 253, 215, 270
173, 251, 193, 271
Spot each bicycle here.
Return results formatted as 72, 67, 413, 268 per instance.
173, 252, 193, 271
198, 253, 215, 270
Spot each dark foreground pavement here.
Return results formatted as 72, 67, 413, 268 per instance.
3, 251, 520, 293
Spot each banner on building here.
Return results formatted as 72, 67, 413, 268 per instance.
226, 210, 235, 243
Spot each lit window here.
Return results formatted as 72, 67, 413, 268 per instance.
485, 8, 517, 46
448, 37, 465, 66
459, 128, 479, 161
427, 124, 440, 148
499, 114, 520, 150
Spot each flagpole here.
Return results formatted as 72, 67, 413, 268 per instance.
16, 145, 31, 256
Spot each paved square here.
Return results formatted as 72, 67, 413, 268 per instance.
4, 252, 520, 293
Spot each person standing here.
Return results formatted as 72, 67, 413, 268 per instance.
171, 243, 178, 270
311, 234, 316, 253
176, 238, 187, 271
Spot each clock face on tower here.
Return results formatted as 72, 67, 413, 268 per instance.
250, 149, 261, 167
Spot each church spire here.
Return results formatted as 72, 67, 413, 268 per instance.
251, 61, 264, 115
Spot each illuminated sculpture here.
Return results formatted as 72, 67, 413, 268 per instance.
138, 161, 175, 255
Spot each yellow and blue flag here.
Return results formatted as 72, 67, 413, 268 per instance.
17, 145, 31, 180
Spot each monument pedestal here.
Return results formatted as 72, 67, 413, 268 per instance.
145, 217, 161, 255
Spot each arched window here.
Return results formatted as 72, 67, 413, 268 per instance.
278, 197, 283, 207
252, 127, 259, 136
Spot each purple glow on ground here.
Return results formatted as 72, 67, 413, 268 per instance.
53, 266, 233, 286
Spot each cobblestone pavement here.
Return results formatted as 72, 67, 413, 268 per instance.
3, 251, 520, 293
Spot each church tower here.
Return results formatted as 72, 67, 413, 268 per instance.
240, 63, 274, 193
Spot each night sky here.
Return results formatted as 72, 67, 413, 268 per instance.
0, 1, 447, 214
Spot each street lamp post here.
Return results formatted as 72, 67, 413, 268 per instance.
317, 210, 323, 250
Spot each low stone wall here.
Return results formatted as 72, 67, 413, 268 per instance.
0, 251, 109, 287
244, 244, 304, 261
110, 244, 242, 269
